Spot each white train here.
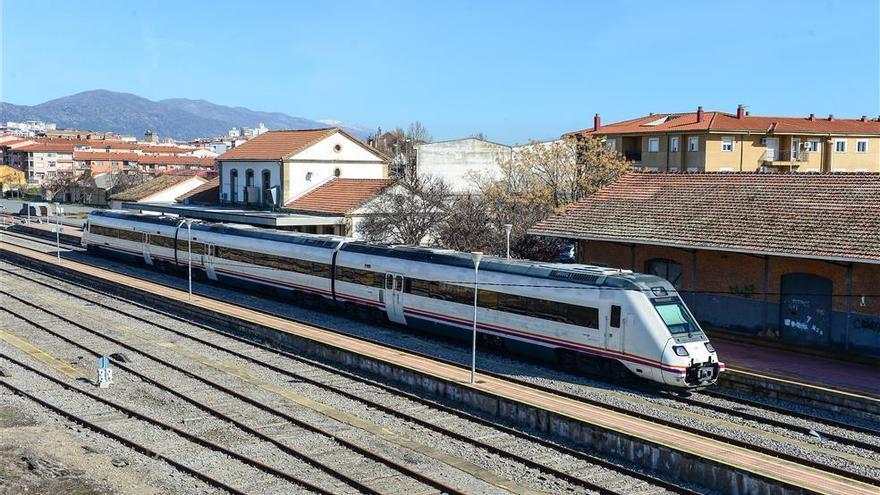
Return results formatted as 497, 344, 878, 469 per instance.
83, 210, 723, 388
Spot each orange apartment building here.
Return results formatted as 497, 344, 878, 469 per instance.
567, 106, 880, 173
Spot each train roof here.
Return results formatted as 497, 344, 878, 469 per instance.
340, 242, 672, 291
90, 210, 346, 249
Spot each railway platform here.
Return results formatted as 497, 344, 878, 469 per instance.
714, 337, 879, 398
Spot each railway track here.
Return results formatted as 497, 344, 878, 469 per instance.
0, 262, 697, 495
2, 233, 878, 494
0, 266, 695, 495
0, 353, 335, 495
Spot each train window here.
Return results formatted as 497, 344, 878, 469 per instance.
149, 235, 175, 249
176, 239, 206, 255
610, 305, 621, 328
645, 259, 683, 289
654, 299, 699, 335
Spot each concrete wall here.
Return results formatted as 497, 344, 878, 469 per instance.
579, 240, 880, 358
416, 138, 512, 193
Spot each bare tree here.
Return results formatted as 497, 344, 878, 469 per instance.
406, 121, 432, 144
435, 194, 494, 252
40, 172, 79, 201
357, 175, 452, 245
469, 132, 487, 141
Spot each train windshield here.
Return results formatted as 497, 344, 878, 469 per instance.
653, 299, 699, 335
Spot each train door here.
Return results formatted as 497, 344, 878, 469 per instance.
203, 243, 217, 280
142, 233, 154, 265
605, 304, 625, 354
384, 273, 406, 324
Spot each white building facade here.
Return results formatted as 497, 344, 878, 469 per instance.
217, 128, 388, 207
415, 138, 512, 193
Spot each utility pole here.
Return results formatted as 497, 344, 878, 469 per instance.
470, 251, 483, 384
186, 219, 193, 301
55, 205, 63, 263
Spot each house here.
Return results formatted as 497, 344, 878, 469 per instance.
216, 127, 388, 207
529, 172, 880, 359
416, 138, 512, 193
108, 174, 208, 209
283, 177, 395, 236
566, 106, 880, 173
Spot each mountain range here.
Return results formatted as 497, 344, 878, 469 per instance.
0, 90, 369, 141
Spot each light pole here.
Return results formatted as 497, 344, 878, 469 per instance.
504, 224, 512, 259
55, 205, 64, 263
186, 219, 194, 301
470, 251, 483, 384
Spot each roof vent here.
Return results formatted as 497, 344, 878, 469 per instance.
736, 104, 745, 119
861, 115, 868, 122
696, 106, 704, 123
808, 113, 816, 121
828, 114, 834, 121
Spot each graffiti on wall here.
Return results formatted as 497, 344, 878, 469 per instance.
782, 298, 825, 336
853, 317, 880, 334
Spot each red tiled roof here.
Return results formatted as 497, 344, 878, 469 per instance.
137, 155, 215, 167
176, 177, 219, 202
74, 151, 141, 162
13, 142, 78, 152
109, 174, 206, 201
284, 178, 395, 214
218, 128, 338, 160
567, 111, 880, 136
529, 172, 880, 263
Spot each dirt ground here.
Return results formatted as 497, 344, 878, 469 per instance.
0, 404, 168, 495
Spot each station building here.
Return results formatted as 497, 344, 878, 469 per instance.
529, 172, 880, 360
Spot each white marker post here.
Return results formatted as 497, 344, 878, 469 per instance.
470, 251, 483, 384
97, 356, 113, 388
504, 224, 513, 259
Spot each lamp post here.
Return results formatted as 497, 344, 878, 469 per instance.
186, 219, 194, 301
470, 251, 483, 384
55, 205, 64, 263
503, 224, 512, 259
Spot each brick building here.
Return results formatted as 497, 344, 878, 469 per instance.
529, 173, 880, 359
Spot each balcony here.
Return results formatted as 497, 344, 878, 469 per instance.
624, 151, 642, 162
763, 150, 810, 168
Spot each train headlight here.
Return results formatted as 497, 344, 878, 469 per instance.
672, 345, 689, 357
705, 342, 716, 353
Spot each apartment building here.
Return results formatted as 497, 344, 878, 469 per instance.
567, 106, 880, 172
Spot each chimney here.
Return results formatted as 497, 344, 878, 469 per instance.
593, 113, 602, 131
808, 113, 816, 121
828, 114, 834, 121
696, 106, 704, 122
736, 104, 745, 119
861, 115, 868, 122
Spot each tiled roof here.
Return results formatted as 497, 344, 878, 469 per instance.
218, 128, 337, 160
284, 178, 395, 214
109, 174, 205, 202
567, 111, 880, 136
74, 151, 141, 162
176, 177, 219, 203
137, 155, 215, 167
529, 173, 880, 263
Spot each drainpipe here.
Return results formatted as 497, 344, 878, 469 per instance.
846, 263, 853, 351
666, 134, 671, 171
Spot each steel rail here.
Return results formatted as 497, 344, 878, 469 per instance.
0, 290, 466, 495
0, 352, 331, 495
2, 243, 878, 490
0, 265, 700, 495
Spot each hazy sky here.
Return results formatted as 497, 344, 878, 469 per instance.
2, 0, 878, 143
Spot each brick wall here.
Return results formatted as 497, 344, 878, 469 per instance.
579, 239, 880, 357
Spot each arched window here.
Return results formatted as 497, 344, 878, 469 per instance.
262, 169, 272, 204
245, 169, 255, 187
645, 258, 683, 289
229, 169, 239, 202
333, 167, 341, 177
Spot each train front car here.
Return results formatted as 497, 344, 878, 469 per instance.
614, 273, 722, 388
